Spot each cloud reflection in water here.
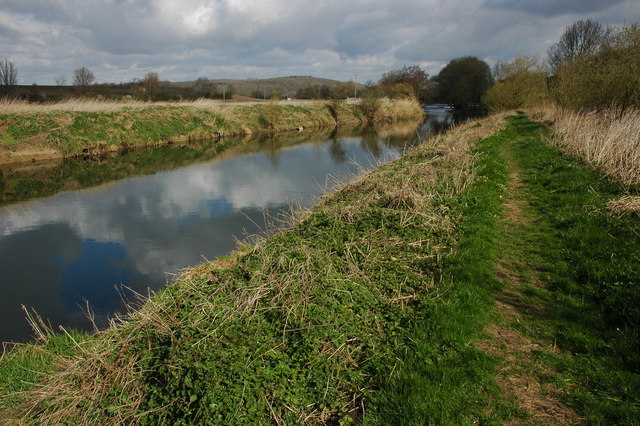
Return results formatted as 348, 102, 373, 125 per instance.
0, 134, 405, 342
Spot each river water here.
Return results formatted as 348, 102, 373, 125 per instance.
0, 111, 458, 343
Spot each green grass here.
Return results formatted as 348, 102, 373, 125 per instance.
0, 330, 87, 411
364, 112, 640, 423
501, 113, 640, 422
364, 121, 522, 424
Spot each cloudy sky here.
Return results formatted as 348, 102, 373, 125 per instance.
1, 0, 637, 85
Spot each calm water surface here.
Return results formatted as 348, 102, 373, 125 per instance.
0, 112, 459, 343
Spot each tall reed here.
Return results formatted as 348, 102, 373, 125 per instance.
533, 105, 640, 186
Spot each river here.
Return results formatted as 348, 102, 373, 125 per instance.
0, 111, 460, 343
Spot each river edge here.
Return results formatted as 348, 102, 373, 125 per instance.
2, 122, 430, 208
0, 98, 423, 166
0, 112, 507, 422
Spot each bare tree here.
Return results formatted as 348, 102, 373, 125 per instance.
380, 65, 434, 103
0, 58, 18, 95
548, 19, 609, 72
143, 71, 160, 96
55, 75, 67, 86
73, 66, 95, 89
493, 56, 543, 81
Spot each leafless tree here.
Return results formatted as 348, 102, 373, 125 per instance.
380, 65, 434, 103
73, 66, 95, 89
0, 58, 18, 95
143, 71, 160, 96
55, 75, 67, 86
548, 19, 609, 72
493, 56, 543, 81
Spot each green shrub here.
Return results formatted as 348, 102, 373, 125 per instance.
483, 57, 549, 111
359, 96, 381, 120
551, 23, 640, 111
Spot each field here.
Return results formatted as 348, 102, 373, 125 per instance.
9, 76, 356, 102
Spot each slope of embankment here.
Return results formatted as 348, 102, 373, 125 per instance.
0, 112, 506, 423
0, 98, 422, 165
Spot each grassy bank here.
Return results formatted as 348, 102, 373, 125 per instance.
2, 111, 638, 423
0, 125, 377, 206
364, 118, 519, 423
0, 98, 423, 165
0, 114, 506, 423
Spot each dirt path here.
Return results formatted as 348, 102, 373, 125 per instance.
478, 147, 581, 424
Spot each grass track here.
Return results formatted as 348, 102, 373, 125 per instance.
498, 114, 640, 422
367, 112, 639, 423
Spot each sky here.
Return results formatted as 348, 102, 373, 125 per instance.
1, 0, 637, 85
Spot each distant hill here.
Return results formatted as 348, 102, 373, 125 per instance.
171, 76, 357, 98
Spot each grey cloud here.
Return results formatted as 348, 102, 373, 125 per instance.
1, 0, 77, 23
2, 0, 636, 84
485, 0, 626, 17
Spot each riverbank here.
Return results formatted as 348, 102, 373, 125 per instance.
2, 112, 638, 423
0, 98, 423, 165
2, 123, 423, 207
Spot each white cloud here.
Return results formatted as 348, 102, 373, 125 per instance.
0, 138, 378, 280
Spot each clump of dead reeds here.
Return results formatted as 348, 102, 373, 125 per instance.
369, 98, 424, 123
607, 196, 640, 215
532, 105, 640, 186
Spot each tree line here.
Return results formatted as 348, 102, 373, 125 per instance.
355, 18, 639, 112
0, 64, 97, 97
484, 19, 639, 112
0, 65, 235, 102
0, 57, 492, 107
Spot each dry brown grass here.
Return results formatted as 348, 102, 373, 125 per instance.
371, 98, 424, 122
311, 114, 510, 281
607, 196, 640, 215
0, 97, 330, 114
531, 105, 640, 186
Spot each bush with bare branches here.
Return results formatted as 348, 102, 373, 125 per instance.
0, 58, 18, 96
